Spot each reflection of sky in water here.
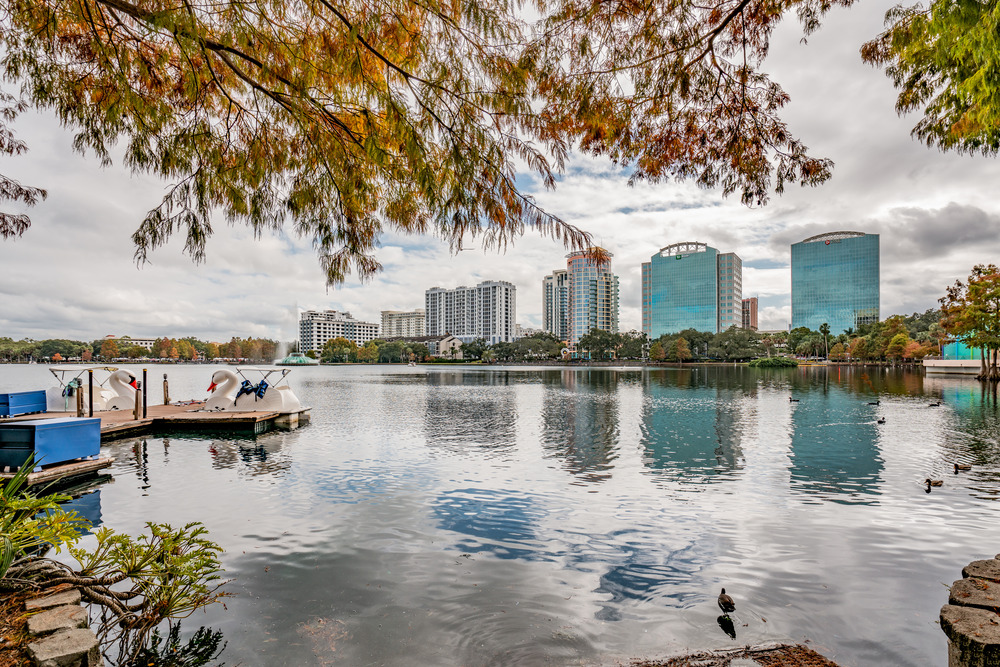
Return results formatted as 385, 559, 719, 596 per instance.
433, 488, 544, 560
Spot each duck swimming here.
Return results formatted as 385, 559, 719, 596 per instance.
954, 463, 972, 473
877, 417, 886, 424
926, 478, 943, 488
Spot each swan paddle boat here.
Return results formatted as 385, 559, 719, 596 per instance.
205, 367, 303, 413
45, 366, 118, 412
105, 369, 142, 410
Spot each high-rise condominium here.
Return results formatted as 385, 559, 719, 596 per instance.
791, 231, 879, 334
742, 297, 758, 331
566, 249, 620, 344
542, 269, 570, 341
641, 242, 743, 338
425, 280, 516, 344
299, 310, 380, 352
381, 309, 426, 338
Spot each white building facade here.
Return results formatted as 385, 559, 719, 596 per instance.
299, 310, 379, 352
542, 269, 570, 341
425, 281, 516, 344
381, 309, 426, 338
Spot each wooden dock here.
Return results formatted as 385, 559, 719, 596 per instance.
0, 457, 114, 487
0, 403, 311, 442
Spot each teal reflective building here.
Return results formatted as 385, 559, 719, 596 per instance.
791, 231, 879, 334
641, 242, 742, 337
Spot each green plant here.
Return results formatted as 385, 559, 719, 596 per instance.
0, 462, 227, 663
69, 522, 228, 658
748, 356, 799, 368
0, 456, 89, 586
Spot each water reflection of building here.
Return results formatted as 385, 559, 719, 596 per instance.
639, 373, 749, 484
423, 371, 516, 455
788, 389, 883, 503
540, 370, 620, 483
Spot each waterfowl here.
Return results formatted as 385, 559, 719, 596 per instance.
928, 402, 942, 407
877, 417, 886, 424
789, 397, 800, 402
925, 478, 943, 487
868, 400, 880, 405
718, 588, 736, 617
954, 463, 972, 473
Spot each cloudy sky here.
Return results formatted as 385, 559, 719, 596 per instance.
3, 0, 1000, 343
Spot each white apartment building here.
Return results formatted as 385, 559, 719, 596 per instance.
104, 335, 158, 351
425, 280, 516, 344
542, 269, 569, 341
299, 310, 380, 352
380, 309, 426, 338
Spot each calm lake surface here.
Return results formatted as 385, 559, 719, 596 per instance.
3, 363, 1000, 666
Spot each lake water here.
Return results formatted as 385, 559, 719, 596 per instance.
3, 363, 999, 666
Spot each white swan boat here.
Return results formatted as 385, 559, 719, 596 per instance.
105, 369, 142, 410
205, 367, 303, 413
46, 366, 118, 412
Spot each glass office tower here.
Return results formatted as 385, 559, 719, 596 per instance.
791, 231, 879, 334
641, 242, 742, 337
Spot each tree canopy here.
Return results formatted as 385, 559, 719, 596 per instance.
941, 263, 1000, 380
0, 0, 853, 280
862, 0, 1000, 155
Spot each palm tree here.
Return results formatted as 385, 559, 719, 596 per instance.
819, 323, 831, 359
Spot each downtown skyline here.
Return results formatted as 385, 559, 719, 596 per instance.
2, 0, 999, 342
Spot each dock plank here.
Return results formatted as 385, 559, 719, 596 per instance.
0, 457, 114, 487
0, 403, 310, 440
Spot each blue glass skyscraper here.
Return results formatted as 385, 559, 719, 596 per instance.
641, 242, 742, 337
790, 231, 879, 334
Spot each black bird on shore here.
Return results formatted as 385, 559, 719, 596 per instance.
877, 417, 886, 424
718, 588, 736, 617
955, 463, 972, 473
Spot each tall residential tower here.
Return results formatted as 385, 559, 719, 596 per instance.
381, 309, 426, 338
425, 280, 517, 344
542, 269, 570, 341
641, 242, 743, 338
566, 249, 620, 344
790, 231, 879, 334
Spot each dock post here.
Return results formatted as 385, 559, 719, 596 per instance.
142, 369, 148, 418
163, 373, 170, 405
88, 369, 93, 417
133, 381, 142, 420
76, 383, 84, 417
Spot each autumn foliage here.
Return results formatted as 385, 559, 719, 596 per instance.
0, 0, 850, 280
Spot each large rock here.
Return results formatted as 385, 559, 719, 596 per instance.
26, 628, 102, 667
25, 589, 82, 611
966, 560, 1000, 583
26, 605, 89, 636
941, 604, 1000, 667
